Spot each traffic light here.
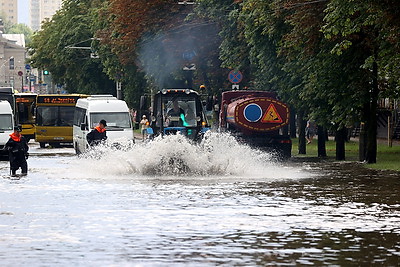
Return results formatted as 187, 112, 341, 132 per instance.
9, 57, 14, 70
43, 70, 50, 75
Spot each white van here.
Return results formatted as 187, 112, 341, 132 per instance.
0, 100, 15, 155
73, 95, 134, 154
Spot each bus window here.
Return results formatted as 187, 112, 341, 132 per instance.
17, 102, 29, 124
58, 107, 74, 126
37, 106, 57, 126
36, 106, 74, 126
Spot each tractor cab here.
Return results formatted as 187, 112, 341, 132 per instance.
140, 89, 210, 141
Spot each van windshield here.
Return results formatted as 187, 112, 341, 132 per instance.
90, 113, 131, 129
0, 114, 13, 131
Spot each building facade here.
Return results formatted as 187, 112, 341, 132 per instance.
0, 21, 26, 90
0, 0, 18, 24
30, 0, 62, 31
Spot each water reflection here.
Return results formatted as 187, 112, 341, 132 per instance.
0, 136, 399, 266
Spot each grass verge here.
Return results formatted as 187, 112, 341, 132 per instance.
291, 138, 400, 172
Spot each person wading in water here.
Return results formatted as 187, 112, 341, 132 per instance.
86, 119, 107, 146
5, 125, 29, 177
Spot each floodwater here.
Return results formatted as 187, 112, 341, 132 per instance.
0, 132, 399, 266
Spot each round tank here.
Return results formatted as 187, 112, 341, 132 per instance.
226, 97, 289, 132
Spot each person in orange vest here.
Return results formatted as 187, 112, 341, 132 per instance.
4, 125, 29, 177
86, 119, 108, 146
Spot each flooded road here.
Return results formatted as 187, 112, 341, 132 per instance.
1, 133, 399, 266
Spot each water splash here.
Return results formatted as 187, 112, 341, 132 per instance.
74, 132, 304, 179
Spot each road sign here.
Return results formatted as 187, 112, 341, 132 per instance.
228, 70, 243, 84
261, 103, 283, 123
18, 71, 23, 76
232, 84, 239, 90
183, 51, 196, 61
244, 104, 262, 122
183, 63, 196, 71
25, 64, 31, 70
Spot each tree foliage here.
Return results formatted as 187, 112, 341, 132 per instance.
195, 0, 400, 163
0, 15, 33, 45
98, 0, 225, 95
29, 0, 115, 94
28, 0, 400, 163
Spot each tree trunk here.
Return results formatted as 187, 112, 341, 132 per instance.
290, 107, 297, 138
335, 127, 346, 160
317, 125, 327, 157
298, 111, 306, 154
359, 122, 367, 162
365, 59, 379, 164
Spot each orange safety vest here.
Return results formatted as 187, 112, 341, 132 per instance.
95, 126, 106, 133
9, 132, 21, 142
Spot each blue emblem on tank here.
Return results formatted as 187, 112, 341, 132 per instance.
244, 104, 262, 122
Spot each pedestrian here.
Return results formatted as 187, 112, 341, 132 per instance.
86, 119, 107, 146
4, 125, 29, 177
139, 115, 149, 140
130, 108, 137, 124
306, 120, 316, 144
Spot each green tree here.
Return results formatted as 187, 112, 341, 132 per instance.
274, 0, 369, 159
0, 15, 13, 31
28, 0, 115, 94
97, 0, 225, 100
322, 0, 400, 163
0, 15, 33, 45
196, 0, 253, 88
6, 23, 33, 45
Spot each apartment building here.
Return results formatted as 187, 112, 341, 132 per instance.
0, 0, 18, 24
30, 0, 62, 31
0, 21, 26, 89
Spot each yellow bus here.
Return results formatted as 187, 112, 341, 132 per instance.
14, 93, 37, 142
35, 94, 87, 148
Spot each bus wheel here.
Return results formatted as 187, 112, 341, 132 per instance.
52, 143, 61, 148
39, 142, 46, 148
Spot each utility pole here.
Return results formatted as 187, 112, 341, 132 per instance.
27, 70, 31, 92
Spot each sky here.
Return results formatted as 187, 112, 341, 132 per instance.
18, 0, 29, 25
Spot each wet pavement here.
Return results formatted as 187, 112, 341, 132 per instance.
1, 134, 399, 266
